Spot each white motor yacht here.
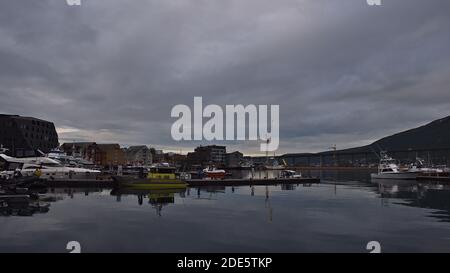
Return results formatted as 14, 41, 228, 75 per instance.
370, 152, 417, 180
47, 148, 95, 168
407, 157, 444, 174
280, 170, 302, 179
0, 154, 100, 181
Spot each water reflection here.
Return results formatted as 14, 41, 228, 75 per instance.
0, 198, 50, 217
110, 188, 185, 216
3, 170, 450, 252
372, 179, 450, 222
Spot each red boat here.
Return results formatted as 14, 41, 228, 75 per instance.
203, 167, 226, 180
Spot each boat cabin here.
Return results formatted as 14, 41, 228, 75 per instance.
148, 164, 177, 180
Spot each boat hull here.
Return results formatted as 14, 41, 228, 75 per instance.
370, 172, 417, 180
205, 172, 226, 179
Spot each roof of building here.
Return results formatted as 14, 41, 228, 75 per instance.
0, 114, 54, 123
61, 142, 96, 148
126, 145, 148, 152
95, 144, 123, 153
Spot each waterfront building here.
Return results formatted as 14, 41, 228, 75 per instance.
0, 114, 59, 157
152, 149, 164, 163
89, 143, 126, 167
163, 152, 187, 166
61, 142, 126, 167
61, 142, 96, 158
225, 151, 244, 168
186, 145, 226, 167
124, 145, 153, 165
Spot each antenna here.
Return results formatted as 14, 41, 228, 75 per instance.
370, 145, 381, 160
264, 134, 271, 164
329, 144, 337, 166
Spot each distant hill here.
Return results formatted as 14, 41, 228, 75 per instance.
284, 116, 450, 157
332, 116, 450, 154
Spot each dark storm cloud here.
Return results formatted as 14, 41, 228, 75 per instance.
1, 0, 450, 154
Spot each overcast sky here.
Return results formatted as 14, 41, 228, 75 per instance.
1, 0, 450, 155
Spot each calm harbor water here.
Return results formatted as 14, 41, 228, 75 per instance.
1, 170, 450, 253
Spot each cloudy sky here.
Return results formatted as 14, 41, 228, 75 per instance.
1, 0, 449, 155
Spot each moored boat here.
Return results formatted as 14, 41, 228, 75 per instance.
202, 167, 226, 180
370, 152, 417, 180
0, 154, 101, 181
407, 157, 444, 175
112, 163, 187, 189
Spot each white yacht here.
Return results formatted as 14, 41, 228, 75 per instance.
0, 146, 8, 154
280, 170, 302, 179
370, 152, 417, 180
47, 148, 95, 168
407, 157, 444, 174
0, 154, 100, 181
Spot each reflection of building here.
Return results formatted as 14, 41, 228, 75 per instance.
187, 145, 226, 166
0, 114, 59, 157
124, 145, 152, 165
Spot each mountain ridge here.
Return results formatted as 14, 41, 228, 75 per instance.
285, 116, 450, 156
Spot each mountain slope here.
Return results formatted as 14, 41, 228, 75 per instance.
334, 116, 450, 154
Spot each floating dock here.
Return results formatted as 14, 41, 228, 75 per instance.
43, 179, 115, 187
417, 176, 450, 182
39, 177, 320, 187
185, 177, 320, 187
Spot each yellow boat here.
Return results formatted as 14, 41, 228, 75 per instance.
112, 164, 187, 189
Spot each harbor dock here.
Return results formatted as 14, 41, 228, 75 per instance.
417, 176, 450, 182
185, 177, 320, 187
44, 179, 116, 187
35, 177, 320, 188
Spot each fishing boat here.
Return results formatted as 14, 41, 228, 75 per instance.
202, 167, 226, 180
112, 163, 187, 189
407, 157, 444, 175
370, 152, 417, 180
280, 170, 302, 179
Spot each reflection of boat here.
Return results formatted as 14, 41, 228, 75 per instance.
0, 187, 51, 217
110, 188, 184, 216
112, 163, 187, 189
110, 187, 185, 196
0, 198, 50, 217
370, 152, 417, 180
372, 179, 418, 196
